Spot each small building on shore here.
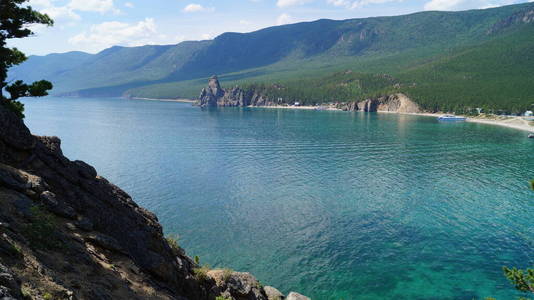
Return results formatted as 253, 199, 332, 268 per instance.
525, 110, 533, 117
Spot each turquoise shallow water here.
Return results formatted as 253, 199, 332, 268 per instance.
22, 97, 533, 300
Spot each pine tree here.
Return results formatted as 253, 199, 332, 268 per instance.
1, 0, 54, 118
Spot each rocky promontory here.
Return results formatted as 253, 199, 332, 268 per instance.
198, 76, 273, 108
338, 93, 421, 113
0, 101, 308, 299
198, 76, 420, 114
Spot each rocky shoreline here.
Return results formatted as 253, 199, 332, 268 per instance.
0, 100, 309, 299
197, 76, 422, 114
196, 76, 534, 134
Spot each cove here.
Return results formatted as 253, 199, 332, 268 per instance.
22, 97, 533, 300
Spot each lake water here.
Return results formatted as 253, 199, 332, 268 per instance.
22, 97, 533, 300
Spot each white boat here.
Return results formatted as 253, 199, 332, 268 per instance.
528, 133, 534, 139
438, 115, 467, 121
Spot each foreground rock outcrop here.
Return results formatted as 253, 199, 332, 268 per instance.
0, 101, 308, 299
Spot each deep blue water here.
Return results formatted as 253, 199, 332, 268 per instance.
22, 97, 533, 300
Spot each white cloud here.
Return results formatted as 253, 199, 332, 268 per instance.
41, 6, 81, 20
276, 13, 294, 25
28, 0, 52, 6
327, 0, 402, 9
68, 0, 117, 13
68, 18, 184, 52
28, 0, 119, 20
183, 3, 214, 12
423, 0, 528, 11
424, 0, 465, 10
277, 0, 312, 8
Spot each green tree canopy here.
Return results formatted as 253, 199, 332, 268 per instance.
1, 0, 54, 117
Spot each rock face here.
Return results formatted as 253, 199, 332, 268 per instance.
198, 76, 420, 115
208, 270, 267, 300
0, 101, 308, 300
264, 286, 285, 300
286, 292, 311, 300
339, 93, 420, 113
488, 8, 534, 34
199, 76, 271, 108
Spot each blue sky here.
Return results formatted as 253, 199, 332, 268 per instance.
9, 0, 534, 55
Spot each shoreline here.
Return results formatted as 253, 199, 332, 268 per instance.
260, 106, 534, 133
129, 97, 534, 133
261, 106, 534, 132
130, 97, 196, 103
465, 116, 534, 132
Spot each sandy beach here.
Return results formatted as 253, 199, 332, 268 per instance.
385, 111, 534, 132
257, 105, 338, 111
465, 115, 534, 132
264, 106, 534, 132
266, 107, 534, 133
130, 97, 196, 103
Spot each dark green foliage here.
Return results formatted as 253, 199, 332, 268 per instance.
1, 0, 53, 117
43, 293, 53, 300
529, 179, 534, 190
165, 234, 181, 254
23, 205, 60, 249
503, 266, 534, 294
3, 100, 25, 118
193, 265, 210, 281
5, 79, 52, 99
194, 255, 200, 265
237, 72, 397, 105
396, 25, 534, 114
221, 268, 233, 282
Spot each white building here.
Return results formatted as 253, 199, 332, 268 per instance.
525, 111, 533, 117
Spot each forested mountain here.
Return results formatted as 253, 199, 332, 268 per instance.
9, 2, 534, 112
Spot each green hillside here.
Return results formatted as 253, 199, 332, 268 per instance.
398, 24, 534, 113
7, 51, 91, 84
8, 2, 534, 112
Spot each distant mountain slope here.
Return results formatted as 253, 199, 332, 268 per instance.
8, 2, 534, 111
8, 51, 91, 85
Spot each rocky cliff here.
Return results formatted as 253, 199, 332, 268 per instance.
198, 76, 420, 114
338, 93, 421, 113
0, 101, 308, 300
198, 76, 272, 108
